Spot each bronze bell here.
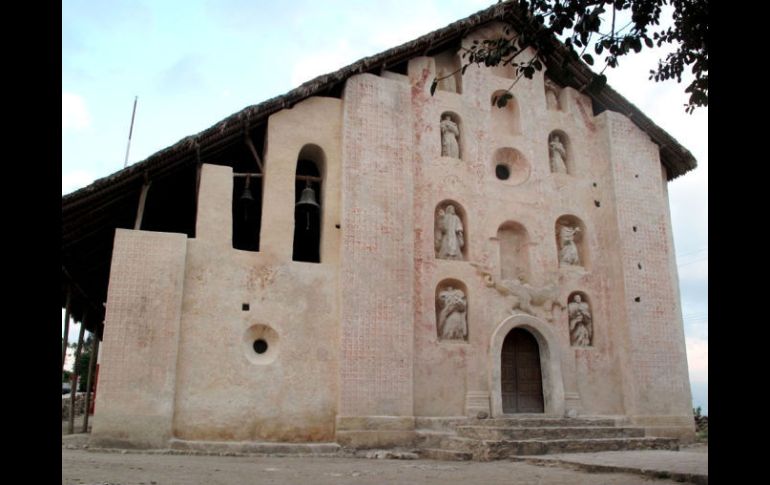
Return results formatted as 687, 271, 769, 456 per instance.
240, 185, 255, 203
295, 185, 320, 210
296, 184, 320, 230
240, 175, 256, 204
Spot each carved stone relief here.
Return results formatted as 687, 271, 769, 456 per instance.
549, 133, 568, 174
437, 285, 468, 340
471, 262, 563, 322
435, 203, 465, 260
568, 293, 593, 347
440, 115, 460, 158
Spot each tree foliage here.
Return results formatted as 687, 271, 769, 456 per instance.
74, 335, 94, 392
432, 0, 707, 113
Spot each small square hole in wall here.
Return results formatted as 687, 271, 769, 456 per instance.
634, 297, 641, 302
242, 303, 250, 311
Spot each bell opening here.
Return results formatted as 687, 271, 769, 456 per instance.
293, 159, 322, 263
233, 175, 262, 252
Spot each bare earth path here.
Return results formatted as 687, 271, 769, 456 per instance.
62, 448, 691, 485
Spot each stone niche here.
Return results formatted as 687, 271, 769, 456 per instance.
567, 291, 593, 347
490, 90, 520, 135
555, 215, 588, 269
435, 279, 469, 342
497, 221, 530, 283
434, 48, 462, 94
492, 147, 530, 185
435, 201, 467, 261
548, 130, 573, 175
544, 77, 562, 111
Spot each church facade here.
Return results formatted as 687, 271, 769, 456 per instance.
78, 7, 696, 452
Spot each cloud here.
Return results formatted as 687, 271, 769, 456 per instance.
62, 92, 92, 131
685, 336, 708, 383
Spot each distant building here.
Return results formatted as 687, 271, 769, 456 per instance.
62, 2, 697, 455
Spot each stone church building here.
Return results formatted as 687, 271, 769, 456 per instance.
62, 3, 697, 457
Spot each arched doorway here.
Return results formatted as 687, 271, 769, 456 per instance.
501, 328, 544, 413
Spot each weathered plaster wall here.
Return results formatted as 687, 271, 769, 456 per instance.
91, 229, 187, 448
172, 96, 343, 443
336, 73, 416, 446
601, 110, 694, 438
409, 23, 633, 420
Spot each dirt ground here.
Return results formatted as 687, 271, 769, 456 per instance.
62, 448, 690, 485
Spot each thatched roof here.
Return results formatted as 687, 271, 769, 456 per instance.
61, 0, 697, 332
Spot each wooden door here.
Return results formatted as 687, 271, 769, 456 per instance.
501, 328, 544, 413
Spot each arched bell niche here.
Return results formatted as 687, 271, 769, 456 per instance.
491, 90, 521, 135
497, 221, 530, 283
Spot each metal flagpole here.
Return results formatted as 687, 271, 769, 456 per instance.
123, 96, 138, 168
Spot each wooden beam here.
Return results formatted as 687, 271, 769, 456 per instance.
243, 134, 264, 173
61, 288, 72, 375
133, 179, 152, 230
81, 329, 99, 433
69, 314, 86, 434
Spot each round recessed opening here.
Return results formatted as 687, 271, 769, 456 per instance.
493, 148, 530, 186
495, 164, 510, 180
253, 339, 268, 354
243, 324, 279, 364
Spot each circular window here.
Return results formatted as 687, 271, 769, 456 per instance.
495, 164, 511, 180
253, 339, 268, 354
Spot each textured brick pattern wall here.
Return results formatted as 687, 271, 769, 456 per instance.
96, 229, 187, 421
340, 74, 414, 416
605, 113, 691, 415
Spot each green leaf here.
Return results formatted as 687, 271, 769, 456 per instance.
429, 79, 437, 96
582, 53, 594, 65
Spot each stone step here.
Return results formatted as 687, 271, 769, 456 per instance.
473, 417, 618, 428
456, 425, 645, 441
416, 432, 478, 452
473, 437, 679, 460
168, 438, 341, 456
418, 448, 473, 461
414, 417, 472, 432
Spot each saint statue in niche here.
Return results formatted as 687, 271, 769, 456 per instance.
568, 294, 593, 346
558, 224, 581, 266
544, 78, 560, 110
437, 286, 468, 340
435, 204, 464, 260
440, 115, 460, 158
549, 134, 568, 173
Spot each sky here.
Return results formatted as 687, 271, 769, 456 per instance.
62, 0, 707, 413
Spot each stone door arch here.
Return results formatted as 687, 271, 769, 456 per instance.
489, 314, 566, 416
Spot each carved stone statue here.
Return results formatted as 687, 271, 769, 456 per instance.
558, 225, 581, 266
568, 294, 593, 346
544, 79, 560, 110
440, 115, 460, 158
435, 204, 464, 260
437, 286, 468, 340
549, 134, 567, 173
